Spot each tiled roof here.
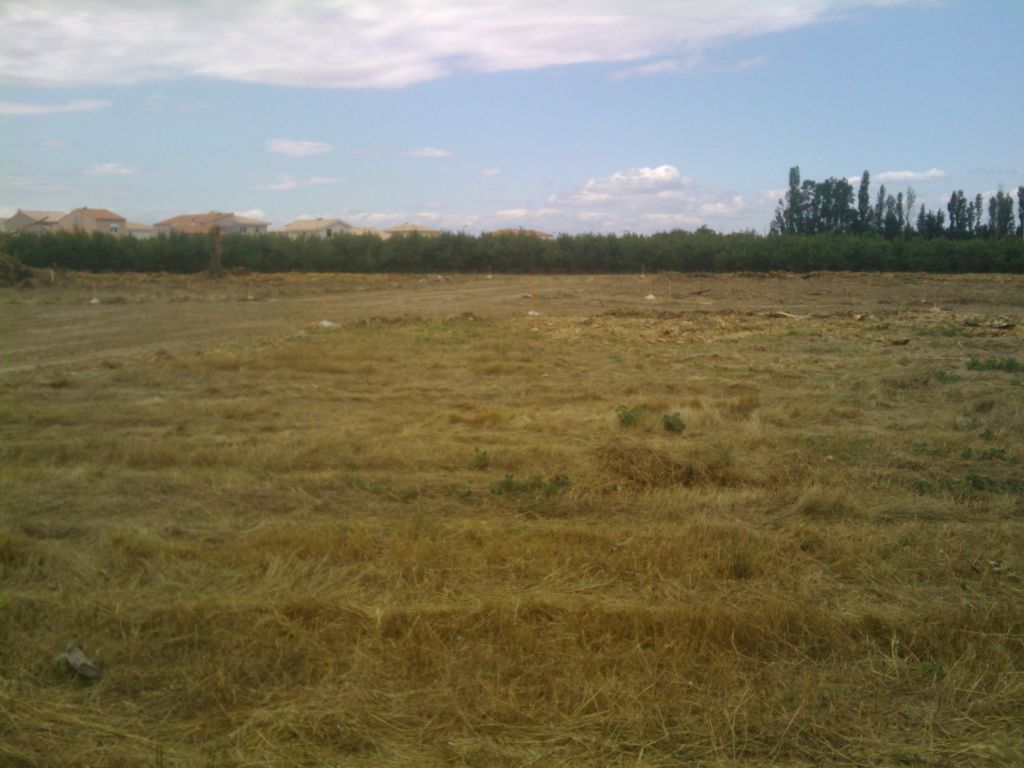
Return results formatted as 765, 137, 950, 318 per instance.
383, 222, 441, 234
73, 208, 125, 221
155, 212, 232, 233
19, 210, 65, 222
282, 217, 350, 231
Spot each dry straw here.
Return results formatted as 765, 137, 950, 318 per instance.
1, 271, 1022, 766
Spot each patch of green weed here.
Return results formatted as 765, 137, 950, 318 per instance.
491, 473, 570, 498
966, 357, 1024, 373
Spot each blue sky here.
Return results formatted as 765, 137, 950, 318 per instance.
2, 1, 1022, 234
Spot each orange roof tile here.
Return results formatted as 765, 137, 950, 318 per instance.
75, 208, 125, 221
155, 212, 232, 233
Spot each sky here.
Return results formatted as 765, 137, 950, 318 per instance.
1, 0, 1022, 235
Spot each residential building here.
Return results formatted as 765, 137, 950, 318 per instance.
230, 215, 270, 235
383, 222, 441, 237
279, 217, 352, 238
155, 212, 270, 236
125, 222, 157, 239
59, 207, 127, 236
348, 226, 390, 239
484, 228, 553, 239
2, 210, 65, 233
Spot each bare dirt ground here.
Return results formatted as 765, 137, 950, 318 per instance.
1, 271, 1020, 374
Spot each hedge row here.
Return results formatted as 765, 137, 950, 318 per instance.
5, 229, 1024, 274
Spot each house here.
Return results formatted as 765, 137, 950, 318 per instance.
155, 212, 270, 236
349, 227, 390, 240
124, 222, 157, 240
59, 208, 127, 236
2, 210, 65, 233
484, 228, 553, 239
383, 222, 441, 237
279, 217, 352, 239
230, 214, 270, 235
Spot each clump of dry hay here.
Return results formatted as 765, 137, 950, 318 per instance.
597, 437, 748, 489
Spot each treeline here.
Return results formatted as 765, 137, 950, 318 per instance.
5, 227, 1024, 275
772, 166, 1024, 240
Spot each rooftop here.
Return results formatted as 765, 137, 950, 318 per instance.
17, 210, 65, 223
70, 208, 125, 221
282, 217, 351, 231
383, 222, 441, 234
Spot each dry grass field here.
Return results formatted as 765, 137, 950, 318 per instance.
1, 271, 1023, 767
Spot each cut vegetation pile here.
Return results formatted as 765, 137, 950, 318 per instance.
1, 273, 1022, 766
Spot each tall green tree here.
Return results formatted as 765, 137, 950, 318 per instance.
990, 189, 1015, 238
784, 166, 803, 234
874, 184, 887, 233
1018, 186, 1024, 237
883, 193, 901, 239
903, 187, 916, 236
856, 171, 871, 233
947, 190, 971, 237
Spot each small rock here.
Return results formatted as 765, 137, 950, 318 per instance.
56, 643, 103, 681
88, 298, 101, 305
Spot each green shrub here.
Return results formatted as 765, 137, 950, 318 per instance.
491, 474, 570, 498
662, 412, 685, 433
966, 357, 1024, 373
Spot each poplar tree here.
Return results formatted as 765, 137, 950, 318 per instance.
874, 184, 887, 232
856, 171, 871, 233
784, 166, 803, 234
1018, 186, 1024, 237
903, 188, 916, 235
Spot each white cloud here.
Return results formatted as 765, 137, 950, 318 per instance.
728, 54, 770, 72
542, 163, 765, 232
325, 193, 763, 235
875, 168, 948, 183
408, 147, 453, 158
39, 140, 72, 149
84, 163, 136, 176
265, 138, 332, 158
257, 174, 343, 190
0, 99, 111, 115
551, 165, 692, 206
0, 1, 923, 89
479, 168, 502, 177
236, 209, 267, 220
610, 55, 702, 81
